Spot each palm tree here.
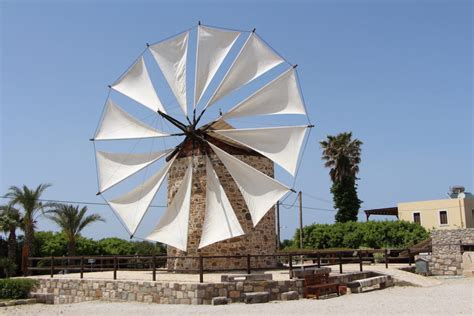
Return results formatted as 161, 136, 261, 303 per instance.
47, 204, 104, 256
0, 204, 22, 264
320, 132, 363, 222
320, 132, 363, 183
6, 184, 54, 274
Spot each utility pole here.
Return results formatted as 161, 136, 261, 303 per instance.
276, 201, 281, 250
298, 191, 303, 249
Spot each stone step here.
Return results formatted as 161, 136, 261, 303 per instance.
243, 292, 270, 304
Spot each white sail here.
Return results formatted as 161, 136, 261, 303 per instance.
150, 31, 189, 116
213, 126, 307, 176
111, 56, 166, 113
194, 25, 240, 108
94, 99, 169, 141
209, 143, 290, 226
206, 33, 284, 108
108, 157, 175, 236
96, 149, 171, 193
199, 156, 244, 248
146, 160, 192, 251
221, 68, 306, 120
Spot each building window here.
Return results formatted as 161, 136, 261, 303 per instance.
439, 210, 448, 225
413, 212, 421, 224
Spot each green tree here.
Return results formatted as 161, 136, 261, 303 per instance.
5, 184, 54, 274
0, 204, 22, 264
320, 132, 363, 222
98, 238, 135, 255
47, 204, 104, 256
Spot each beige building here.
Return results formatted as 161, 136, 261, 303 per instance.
398, 197, 474, 230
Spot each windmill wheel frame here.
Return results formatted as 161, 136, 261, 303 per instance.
91, 23, 313, 252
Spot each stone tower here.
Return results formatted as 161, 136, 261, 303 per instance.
166, 122, 278, 271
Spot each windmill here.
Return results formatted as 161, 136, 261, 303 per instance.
91, 23, 313, 270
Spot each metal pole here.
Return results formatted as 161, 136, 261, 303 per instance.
298, 191, 303, 250
276, 201, 281, 250
317, 252, 321, 268
359, 252, 363, 272
385, 249, 389, 269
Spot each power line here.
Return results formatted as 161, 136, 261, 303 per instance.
0, 196, 167, 208
0, 195, 334, 212
302, 192, 333, 204
280, 203, 335, 212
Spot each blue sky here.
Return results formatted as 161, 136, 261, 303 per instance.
1, 0, 472, 241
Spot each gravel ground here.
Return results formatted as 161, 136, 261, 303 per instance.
3, 277, 472, 316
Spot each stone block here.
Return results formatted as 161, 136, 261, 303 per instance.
212, 297, 230, 305
218, 288, 227, 297
229, 290, 241, 298
281, 291, 299, 301
243, 292, 270, 304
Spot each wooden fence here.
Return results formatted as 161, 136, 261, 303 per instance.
27, 247, 428, 283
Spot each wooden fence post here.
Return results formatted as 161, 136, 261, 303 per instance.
152, 254, 156, 282
199, 256, 204, 283
289, 254, 293, 279
385, 249, 389, 269
113, 256, 117, 280
50, 256, 54, 278
359, 252, 363, 272
338, 252, 343, 274
80, 256, 84, 279
246, 254, 251, 275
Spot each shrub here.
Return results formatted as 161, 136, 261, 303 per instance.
0, 279, 38, 299
293, 220, 429, 249
0, 258, 17, 278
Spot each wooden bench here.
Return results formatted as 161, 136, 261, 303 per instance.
303, 273, 341, 299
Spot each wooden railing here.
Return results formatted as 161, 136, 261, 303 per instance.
27, 247, 427, 283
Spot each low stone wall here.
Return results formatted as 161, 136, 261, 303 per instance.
31, 278, 304, 305
420, 228, 474, 276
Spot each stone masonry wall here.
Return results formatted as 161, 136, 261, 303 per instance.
32, 278, 303, 305
425, 228, 474, 275
166, 153, 277, 271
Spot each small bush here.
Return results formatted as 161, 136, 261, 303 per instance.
0, 279, 38, 299
0, 258, 17, 278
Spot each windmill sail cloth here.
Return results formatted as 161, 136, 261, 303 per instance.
150, 31, 189, 116
147, 160, 193, 251
206, 33, 284, 109
199, 156, 244, 248
209, 143, 290, 226
94, 99, 169, 140
96, 149, 171, 193
111, 56, 166, 113
213, 126, 308, 176
221, 68, 306, 120
108, 157, 175, 236
194, 25, 240, 108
